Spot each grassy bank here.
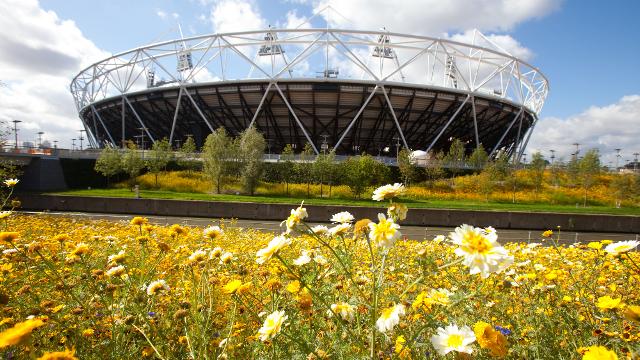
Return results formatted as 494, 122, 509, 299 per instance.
51, 188, 640, 215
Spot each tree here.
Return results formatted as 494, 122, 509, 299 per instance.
477, 160, 499, 201
397, 148, 419, 186
610, 174, 638, 208
178, 136, 199, 173
468, 145, 489, 172
342, 155, 389, 198
202, 128, 233, 194
425, 151, 445, 184
121, 142, 145, 188
528, 152, 546, 195
578, 149, 601, 206
312, 150, 338, 198
297, 143, 315, 197
237, 126, 265, 195
280, 144, 295, 196
444, 138, 466, 182
146, 138, 172, 187
94, 146, 122, 185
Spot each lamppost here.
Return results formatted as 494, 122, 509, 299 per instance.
320, 134, 329, 154
137, 127, 147, 150
572, 143, 580, 160
12, 120, 21, 150
394, 136, 400, 158
37, 131, 44, 148
53, 140, 58, 149
633, 152, 639, 172
71, 138, 76, 151
549, 149, 555, 164
614, 148, 622, 171
78, 130, 86, 151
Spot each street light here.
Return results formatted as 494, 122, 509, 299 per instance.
37, 131, 44, 148
634, 152, 639, 172
78, 130, 86, 151
614, 148, 622, 171
71, 138, 76, 151
549, 149, 555, 164
12, 120, 21, 150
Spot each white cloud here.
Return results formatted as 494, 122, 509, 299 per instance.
312, 0, 560, 35
527, 95, 640, 165
156, 10, 168, 19
210, 0, 266, 33
0, 0, 109, 148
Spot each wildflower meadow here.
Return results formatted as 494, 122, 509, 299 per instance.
0, 180, 639, 359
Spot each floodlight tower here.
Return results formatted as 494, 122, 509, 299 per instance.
37, 131, 44, 148
549, 149, 556, 164
615, 148, 622, 170
78, 130, 86, 151
12, 120, 21, 150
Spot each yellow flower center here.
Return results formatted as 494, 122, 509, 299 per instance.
464, 232, 492, 254
446, 334, 463, 348
380, 307, 395, 320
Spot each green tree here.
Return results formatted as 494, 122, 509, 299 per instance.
237, 126, 265, 195
425, 151, 445, 184
528, 152, 546, 195
468, 145, 489, 172
444, 138, 466, 182
578, 149, 601, 206
312, 150, 338, 198
121, 142, 145, 188
202, 128, 234, 194
297, 143, 314, 197
397, 148, 418, 186
94, 145, 122, 185
610, 174, 638, 208
280, 144, 295, 196
146, 138, 172, 187
477, 160, 499, 201
178, 136, 199, 173
342, 155, 389, 198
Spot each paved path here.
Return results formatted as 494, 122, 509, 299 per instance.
21, 211, 640, 245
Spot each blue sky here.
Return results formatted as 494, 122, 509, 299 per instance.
1, 0, 639, 163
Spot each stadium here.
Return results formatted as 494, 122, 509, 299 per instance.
70, 28, 548, 159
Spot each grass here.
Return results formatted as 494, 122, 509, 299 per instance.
50, 188, 640, 215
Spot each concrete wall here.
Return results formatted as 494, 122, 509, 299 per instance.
15, 193, 640, 233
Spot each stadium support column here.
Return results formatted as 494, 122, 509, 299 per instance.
121, 97, 126, 148
381, 86, 409, 150
471, 96, 480, 149
333, 85, 379, 153
169, 88, 183, 144
490, 107, 523, 158
516, 115, 538, 163
425, 94, 470, 154
91, 105, 116, 145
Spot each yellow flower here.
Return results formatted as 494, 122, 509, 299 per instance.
0, 232, 19, 243
286, 280, 301, 294
623, 305, 640, 322
130, 217, 148, 226
0, 318, 45, 348
256, 235, 291, 264
329, 302, 356, 322
53, 234, 70, 243
449, 224, 513, 278
203, 226, 223, 240
3, 179, 19, 187
37, 348, 78, 360
580, 345, 618, 360
604, 240, 639, 255
474, 321, 508, 358
70, 243, 91, 256
587, 242, 602, 250
0, 211, 12, 219
601, 239, 613, 245
257, 310, 287, 341
395, 335, 410, 358
376, 304, 405, 333
542, 230, 553, 238
281, 202, 307, 234
223, 280, 242, 294
387, 203, 408, 221
82, 328, 94, 337
170, 224, 187, 236
146, 280, 170, 296
597, 296, 623, 310
372, 183, 405, 201
368, 213, 401, 249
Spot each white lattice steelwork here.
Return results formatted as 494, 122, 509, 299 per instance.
70, 28, 548, 158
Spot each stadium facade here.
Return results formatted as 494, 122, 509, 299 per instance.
70, 28, 548, 158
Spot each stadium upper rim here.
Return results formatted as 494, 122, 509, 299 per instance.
70, 28, 548, 153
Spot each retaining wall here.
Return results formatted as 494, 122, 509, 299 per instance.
15, 193, 640, 233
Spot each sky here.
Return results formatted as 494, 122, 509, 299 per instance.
0, 0, 639, 166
